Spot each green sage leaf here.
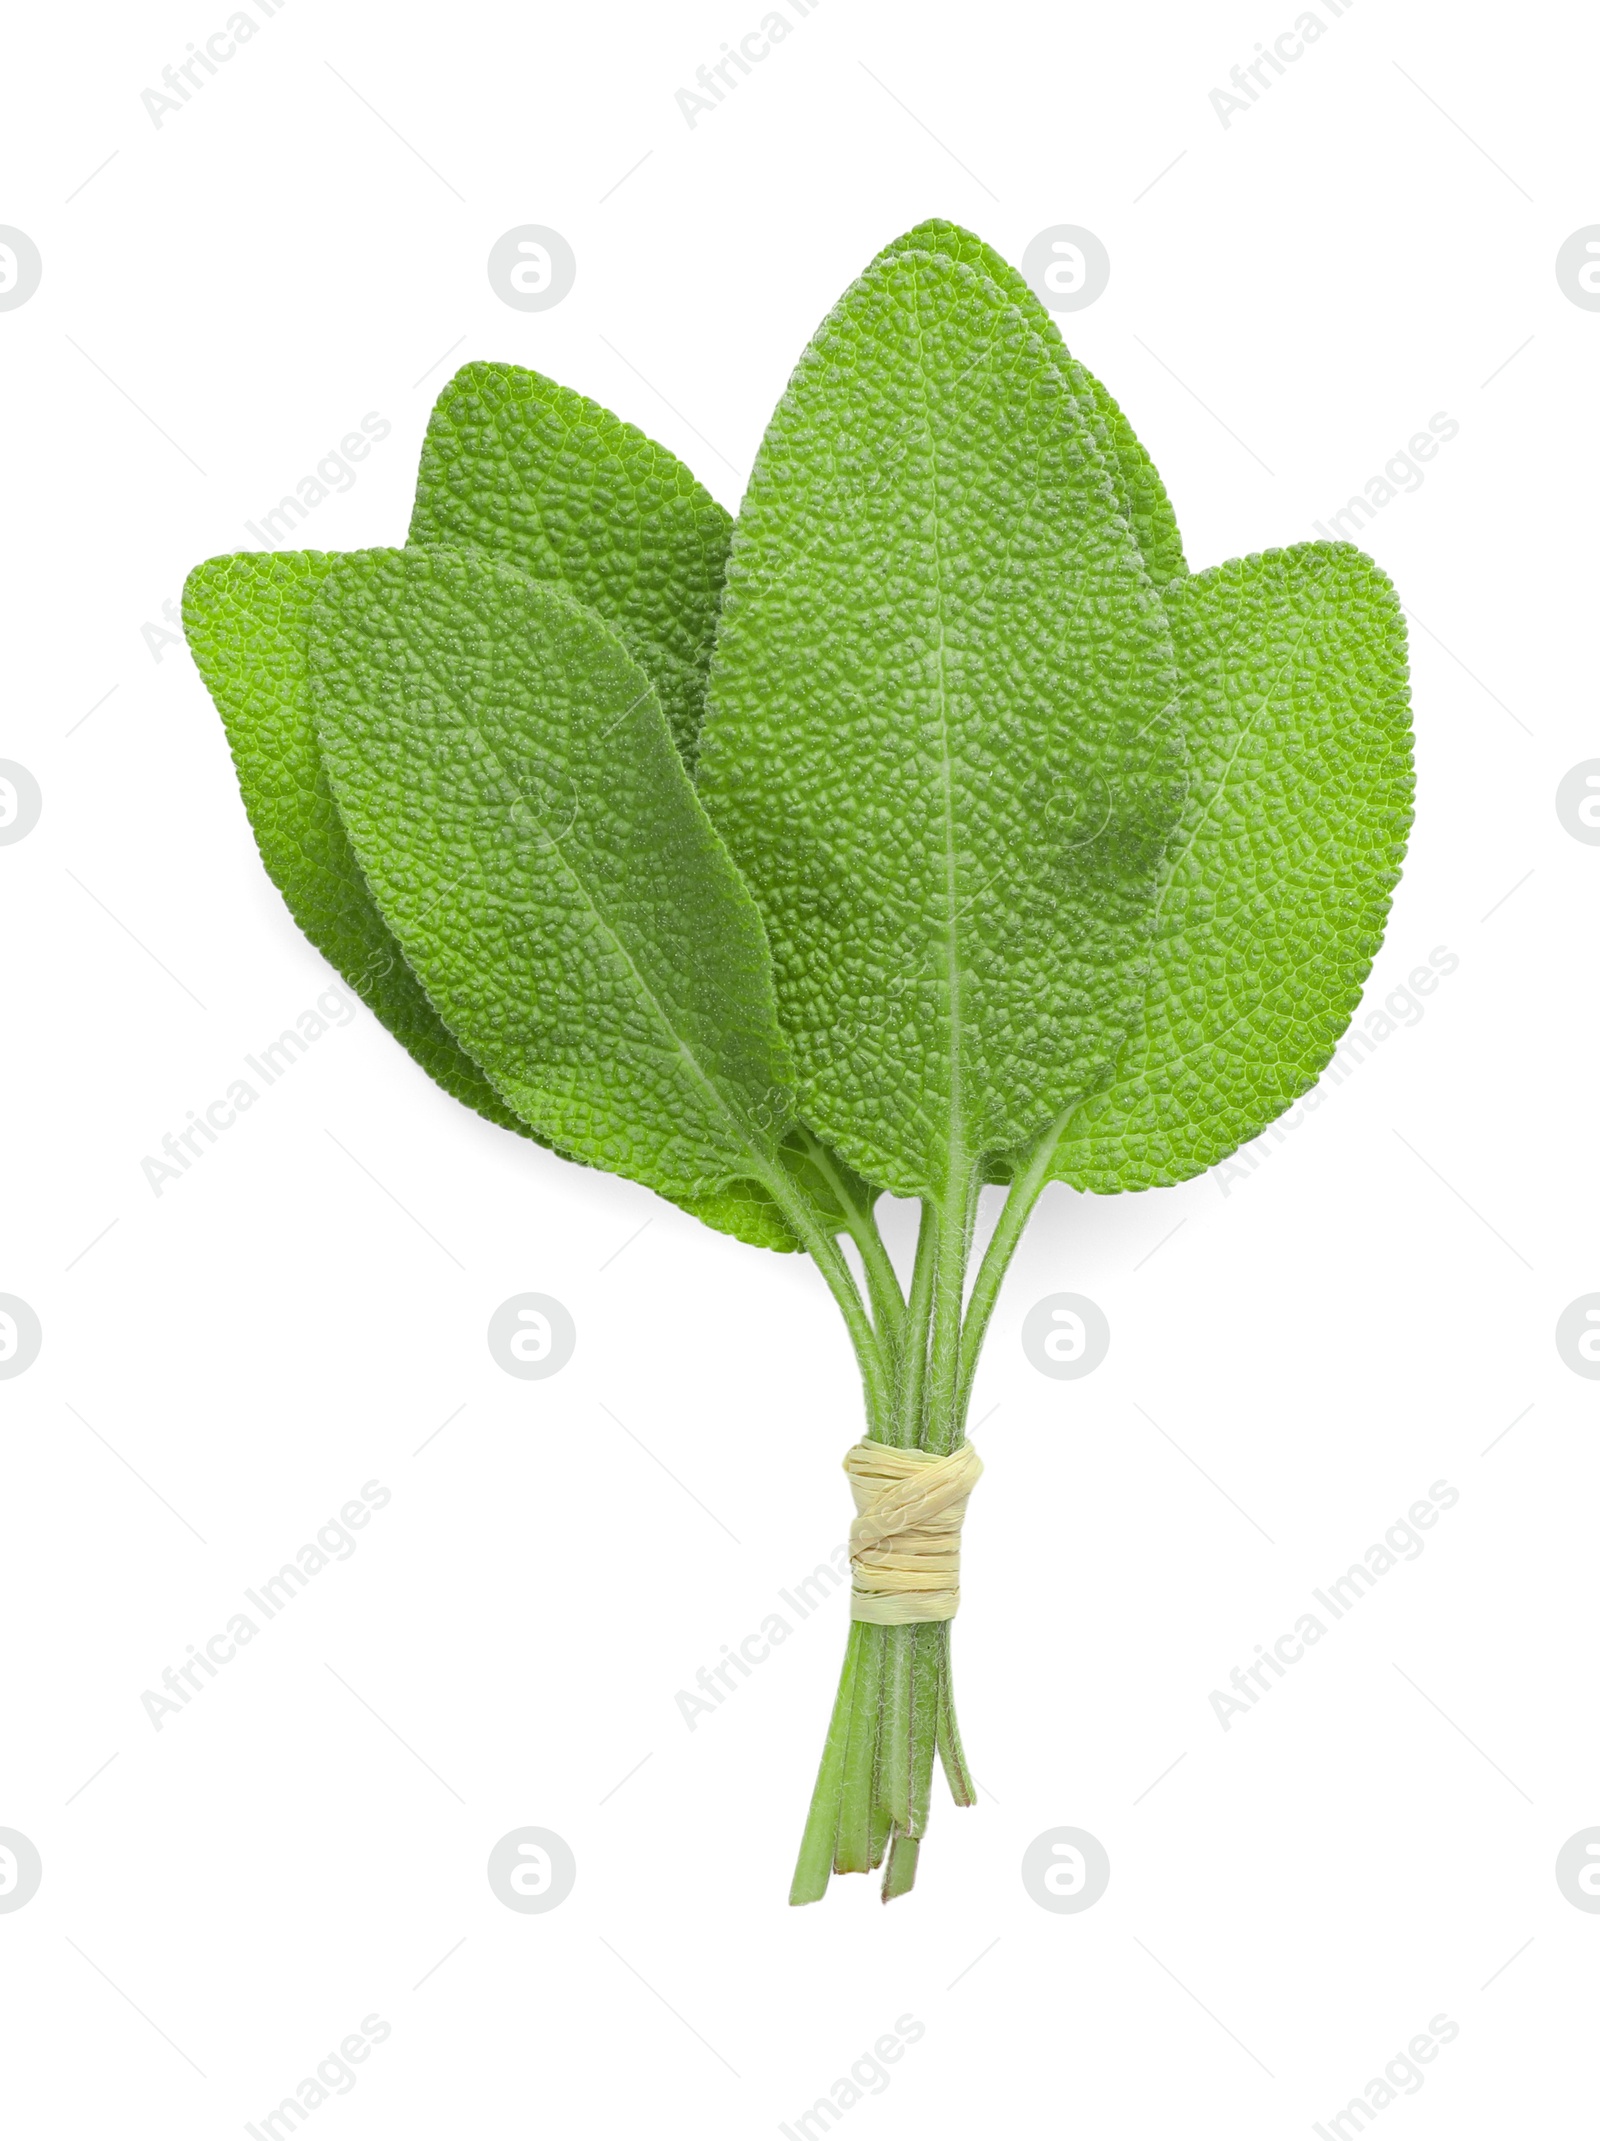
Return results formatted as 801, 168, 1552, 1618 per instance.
186, 553, 823, 1252
876, 219, 1186, 586
309, 548, 797, 1204
1045, 542, 1413, 1190
183, 550, 531, 1137
408, 362, 732, 768
698, 250, 1185, 1200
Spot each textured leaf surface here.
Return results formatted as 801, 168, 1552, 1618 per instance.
679, 1178, 801, 1253
408, 362, 731, 767
698, 251, 1184, 1199
186, 551, 807, 1251
310, 548, 795, 1202
877, 219, 1186, 586
1046, 543, 1413, 1191
183, 551, 530, 1137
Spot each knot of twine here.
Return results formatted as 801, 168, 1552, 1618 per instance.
843, 1440, 983, 1625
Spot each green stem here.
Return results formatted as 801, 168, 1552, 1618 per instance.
789, 1619, 862, 1906
924, 1165, 980, 1454
757, 1157, 891, 1437
796, 1130, 906, 1358
877, 1625, 914, 1829
834, 1622, 884, 1873
868, 1780, 893, 1870
935, 1623, 976, 1806
881, 1830, 920, 1900
955, 1111, 1072, 1429
894, 1203, 940, 1449
904, 1623, 940, 1839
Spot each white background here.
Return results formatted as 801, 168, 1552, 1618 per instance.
2, 0, 1594, 2134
